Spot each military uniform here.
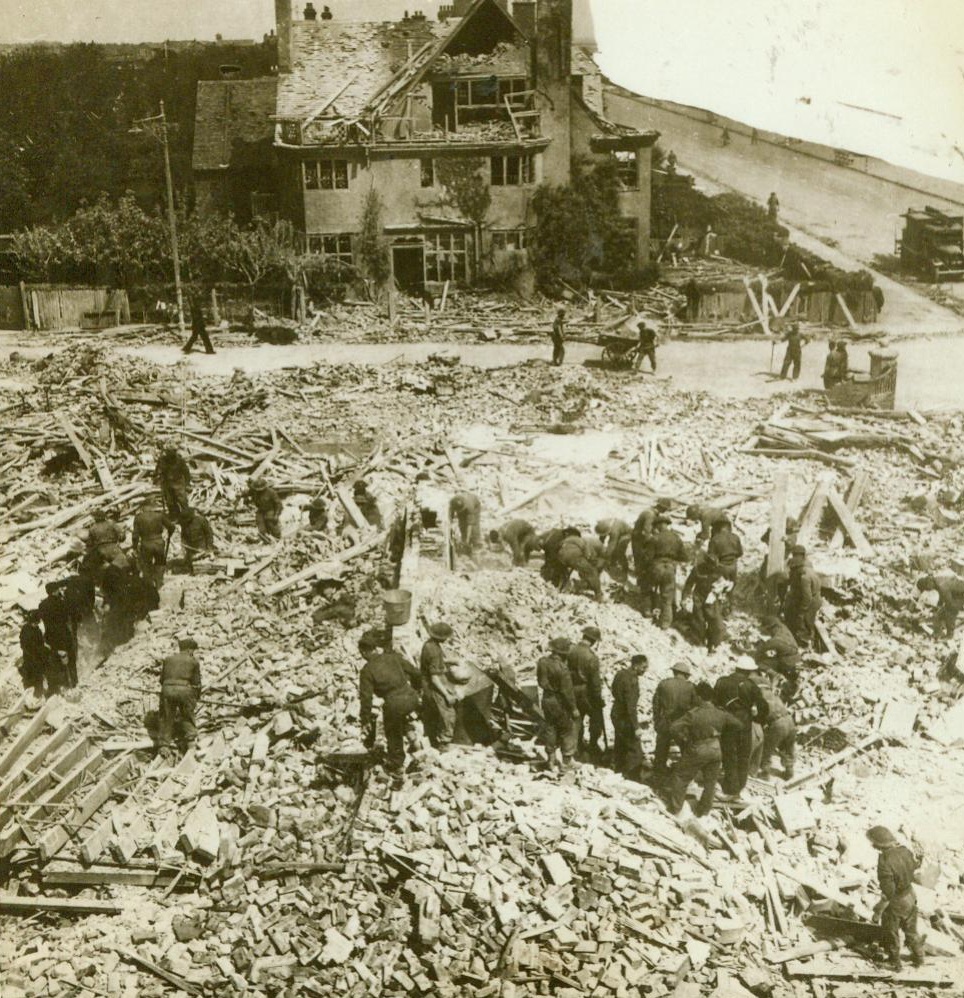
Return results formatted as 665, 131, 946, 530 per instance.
251, 484, 283, 539
783, 560, 823, 646
876, 844, 925, 968
682, 554, 726, 651
360, 651, 421, 771
707, 527, 743, 582
596, 518, 632, 581
665, 702, 740, 816
567, 640, 603, 754
779, 327, 805, 380
557, 536, 603, 601
931, 577, 964, 637
132, 504, 175, 588
652, 674, 698, 775
420, 637, 454, 747
757, 620, 801, 687
540, 528, 569, 587
713, 668, 770, 795
179, 510, 214, 570
19, 617, 54, 696
688, 505, 727, 544
154, 450, 191, 517
652, 525, 687, 628
38, 589, 77, 688
450, 492, 482, 551
159, 649, 200, 751
610, 667, 644, 778
537, 651, 578, 767
501, 519, 537, 566
631, 518, 657, 611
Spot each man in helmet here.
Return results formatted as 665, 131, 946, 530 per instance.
158, 637, 201, 759
867, 825, 925, 972
248, 477, 283, 540
610, 654, 649, 779
917, 574, 964, 638
567, 626, 604, 757
595, 518, 632, 582
538, 637, 578, 772
154, 444, 191, 518
713, 655, 770, 796
131, 496, 176, 589
651, 515, 687, 629
489, 519, 539, 567
178, 506, 215, 574
449, 491, 482, 554
651, 660, 698, 778
631, 499, 671, 612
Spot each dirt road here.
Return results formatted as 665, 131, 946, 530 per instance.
4, 336, 960, 410
605, 90, 964, 318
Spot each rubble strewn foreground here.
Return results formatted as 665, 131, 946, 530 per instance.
2, 343, 964, 997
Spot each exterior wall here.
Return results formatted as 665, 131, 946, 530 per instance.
534, 0, 572, 186
289, 150, 539, 235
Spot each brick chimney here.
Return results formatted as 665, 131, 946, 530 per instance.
513, 1, 536, 39
275, 0, 292, 73
304, 2, 317, 20
534, 0, 572, 184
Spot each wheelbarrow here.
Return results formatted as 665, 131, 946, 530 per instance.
598, 333, 640, 370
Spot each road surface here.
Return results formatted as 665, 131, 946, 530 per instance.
2, 336, 961, 411
605, 90, 964, 318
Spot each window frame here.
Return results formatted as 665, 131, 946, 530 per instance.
424, 230, 469, 283
307, 232, 354, 266
303, 159, 350, 191
614, 150, 639, 191
420, 158, 435, 188
490, 153, 534, 187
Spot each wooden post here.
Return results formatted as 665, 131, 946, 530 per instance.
828, 469, 869, 552
766, 470, 789, 581
825, 487, 872, 557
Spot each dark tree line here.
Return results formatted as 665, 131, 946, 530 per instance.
0, 40, 275, 229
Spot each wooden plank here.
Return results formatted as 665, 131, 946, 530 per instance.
795, 475, 833, 546
0, 723, 73, 802
784, 957, 954, 984
777, 283, 801, 317
766, 470, 789, 579
497, 475, 570, 518
825, 487, 872, 557
79, 812, 116, 867
761, 857, 789, 935
743, 278, 770, 334
0, 894, 122, 915
116, 948, 202, 995
812, 620, 837, 662
55, 410, 93, 469
772, 864, 874, 920
42, 867, 198, 889
784, 732, 881, 790
829, 469, 870, 552
443, 446, 464, 486
336, 485, 370, 531
0, 699, 54, 779
38, 754, 135, 862
767, 939, 840, 964
264, 530, 388, 596
834, 292, 858, 331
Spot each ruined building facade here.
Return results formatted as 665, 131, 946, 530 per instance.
192, 0, 657, 289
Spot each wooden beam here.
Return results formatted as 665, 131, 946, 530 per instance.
55, 410, 93, 469
38, 754, 135, 862
0, 894, 122, 915
116, 948, 202, 995
0, 723, 73, 802
766, 470, 789, 579
784, 731, 882, 791
42, 867, 198, 889
828, 469, 870, 552
767, 939, 841, 964
771, 864, 874, 920
498, 475, 570, 518
825, 487, 873, 557
0, 699, 54, 779
263, 530, 388, 595
834, 292, 858, 331
335, 485, 370, 531
795, 474, 833, 546
777, 283, 801, 317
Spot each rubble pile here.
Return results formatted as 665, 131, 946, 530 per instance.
3, 342, 964, 996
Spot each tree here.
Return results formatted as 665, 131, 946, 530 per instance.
9, 225, 69, 282
357, 188, 391, 299
435, 157, 491, 273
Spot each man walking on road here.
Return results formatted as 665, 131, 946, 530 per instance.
550, 307, 566, 367
183, 286, 216, 355
779, 322, 806, 381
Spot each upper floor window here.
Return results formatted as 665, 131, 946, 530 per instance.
304, 159, 349, 191
421, 159, 435, 188
491, 153, 534, 187
614, 150, 639, 190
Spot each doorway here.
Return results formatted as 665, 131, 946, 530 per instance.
392, 244, 425, 292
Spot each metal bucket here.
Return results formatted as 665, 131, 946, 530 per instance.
382, 589, 412, 626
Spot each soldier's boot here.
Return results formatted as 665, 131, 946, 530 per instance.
888, 953, 903, 973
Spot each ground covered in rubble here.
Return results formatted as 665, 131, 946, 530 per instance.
2, 343, 964, 997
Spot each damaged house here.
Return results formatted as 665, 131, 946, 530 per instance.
192, 0, 658, 289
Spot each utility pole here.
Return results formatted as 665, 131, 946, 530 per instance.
131, 101, 185, 334
157, 101, 185, 335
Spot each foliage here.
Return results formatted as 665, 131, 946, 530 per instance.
435, 158, 492, 228
0, 40, 275, 229
357, 188, 391, 294
530, 156, 637, 288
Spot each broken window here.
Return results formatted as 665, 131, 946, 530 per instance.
421, 159, 435, 188
491, 228, 528, 252
424, 231, 468, 283
307, 233, 353, 266
451, 76, 528, 127
303, 159, 349, 191
490, 154, 534, 187
614, 150, 639, 190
